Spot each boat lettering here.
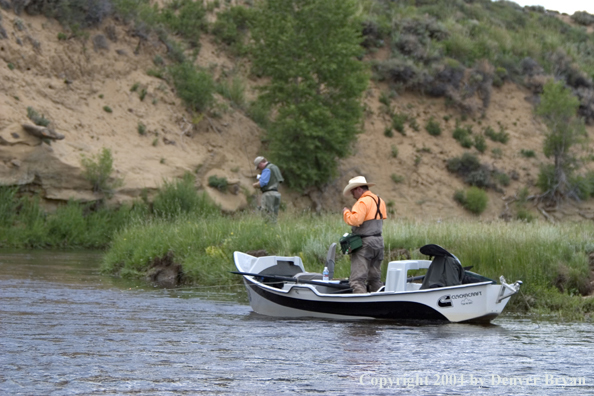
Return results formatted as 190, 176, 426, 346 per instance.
451, 291, 482, 299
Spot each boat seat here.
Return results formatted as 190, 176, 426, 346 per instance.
384, 260, 432, 292
294, 272, 323, 281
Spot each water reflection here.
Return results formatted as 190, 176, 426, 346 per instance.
1, 250, 594, 395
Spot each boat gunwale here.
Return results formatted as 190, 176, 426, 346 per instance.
241, 274, 498, 299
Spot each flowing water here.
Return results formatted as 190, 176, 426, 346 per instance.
1, 251, 593, 395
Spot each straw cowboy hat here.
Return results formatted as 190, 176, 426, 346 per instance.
253, 156, 266, 170
343, 176, 375, 197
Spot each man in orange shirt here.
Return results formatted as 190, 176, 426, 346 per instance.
342, 176, 387, 293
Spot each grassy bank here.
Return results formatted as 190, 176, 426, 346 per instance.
102, 212, 594, 320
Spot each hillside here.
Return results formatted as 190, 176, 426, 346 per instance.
1, 1, 594, 222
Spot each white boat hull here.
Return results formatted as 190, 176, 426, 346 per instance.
234, 251, 521, 323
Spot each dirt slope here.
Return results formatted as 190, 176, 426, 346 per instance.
1, 9, 593, 221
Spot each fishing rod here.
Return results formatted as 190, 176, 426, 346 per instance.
231, 271, 351, 290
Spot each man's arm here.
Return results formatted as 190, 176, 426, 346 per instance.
343, 199, 368, 227
259, 168, 271, 187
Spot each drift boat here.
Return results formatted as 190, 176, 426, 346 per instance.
233, 244, 522, 323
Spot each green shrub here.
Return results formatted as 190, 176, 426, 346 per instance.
0, 186, 19, 227
159, 0, 207, 47
464, 186, 488, 214
208, 175, 228, 192
80, 148, 123, 197
211, 6, 253, 54
473, 134, 487, 153
384, 126, 394, 137
392, 113, 408, 135
425, 116, 441, 136
137, 122, 146, 135
484, 125, 509, 144
520, 149, 536, 158
494, 171, 510, 187
103, 106, 112, 113
26, 107, 51, 127
391, 144, 398, 158
447, 152, 481, 174
57, 32, 68, 40
536, 164, 556, 193
130, 82, 140, 92
169, 62, 215, 112
453, 124, 473, 148
246, 100, 270, 128
153, 173, 219, 218
216, 76, 246, 109
391, 173, 404, 183
491, 147, 503, 159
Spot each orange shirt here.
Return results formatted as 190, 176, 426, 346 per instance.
343, 191, 387, 227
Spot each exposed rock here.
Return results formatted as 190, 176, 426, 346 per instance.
146, 250, 183, 288
22, 123, 65, 140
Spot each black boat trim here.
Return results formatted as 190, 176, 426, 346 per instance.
248, 281, 449, 321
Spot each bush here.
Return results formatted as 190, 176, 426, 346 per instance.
464, 168, 491, 188
425, 116, 441, 136
571, 11, 594, 26
536, 164, 556, 193
208, 175, 228, 192
392, 113, 408, 135
137, 122, 146, 135
211, 6, 253, 54
390, 173, 404, 183
169, 62, 215, 112
484, 125, 509, 144
80, 147, 123, 197
390, 144, 398, 158
473, 134, 487, 153
159, 0, 206, 47
0, 186, 19, 227
453, 124, 473, 148
494, 171, 510, 187
26, 106, 50, 127
153, 173, 219, 218
216, 75, 246, 109
447, 152, 481, 175
464, 187, 488, 214
520, 149, 536, 158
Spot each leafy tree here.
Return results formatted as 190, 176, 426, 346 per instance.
535, 79, 586, 203
251, 0, 368, 191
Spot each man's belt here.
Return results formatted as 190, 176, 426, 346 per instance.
360, 233, 382, 238
262, 188, 278, 192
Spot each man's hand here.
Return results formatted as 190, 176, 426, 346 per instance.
253, 182, 260, 188
342, 207, 350, 214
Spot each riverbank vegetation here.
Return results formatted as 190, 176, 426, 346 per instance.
2, 179, 594, 320
101, 193, 594, 321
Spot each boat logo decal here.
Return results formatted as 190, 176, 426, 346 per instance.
438, 295, 452, 308
460, 298, 473, 306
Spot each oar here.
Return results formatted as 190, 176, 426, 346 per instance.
231, 271, 350, 289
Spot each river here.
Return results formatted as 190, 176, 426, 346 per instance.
1, 250, 593, 395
